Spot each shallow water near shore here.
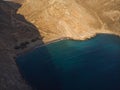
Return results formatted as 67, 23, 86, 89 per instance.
16, 34, 120, 90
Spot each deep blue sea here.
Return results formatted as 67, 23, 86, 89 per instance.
16, 34, 120, 90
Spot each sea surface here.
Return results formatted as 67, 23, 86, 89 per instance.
16, 34, 120, 90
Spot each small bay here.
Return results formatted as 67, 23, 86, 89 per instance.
16, 34, 120, 90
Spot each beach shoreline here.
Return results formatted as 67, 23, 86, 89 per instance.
15, 31, 120, 57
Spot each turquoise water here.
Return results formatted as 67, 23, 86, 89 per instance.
16, 34, 120, 90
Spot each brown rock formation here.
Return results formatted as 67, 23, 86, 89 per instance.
18, 0, 120, 42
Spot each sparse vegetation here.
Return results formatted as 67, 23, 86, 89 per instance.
14, 41, 30, 50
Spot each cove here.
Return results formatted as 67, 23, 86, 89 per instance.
16, 34, 120, 90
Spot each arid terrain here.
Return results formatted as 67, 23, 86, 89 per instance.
0, 0, 120, 90
18, 0, 120, 42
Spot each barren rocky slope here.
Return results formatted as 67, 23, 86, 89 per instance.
18, 0, 120, 42
0, 0, 43, 89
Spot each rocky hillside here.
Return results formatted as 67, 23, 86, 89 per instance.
0, 0, 43, 90
18, 0, 120, 42
0, 0, 120, 90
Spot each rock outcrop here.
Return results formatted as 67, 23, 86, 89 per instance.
18, 0, 120, 42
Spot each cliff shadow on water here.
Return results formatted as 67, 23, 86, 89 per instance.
0, 1, 61, 90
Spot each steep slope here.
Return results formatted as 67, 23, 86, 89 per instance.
18, 0, 120, 42
0, 1, 43, 89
